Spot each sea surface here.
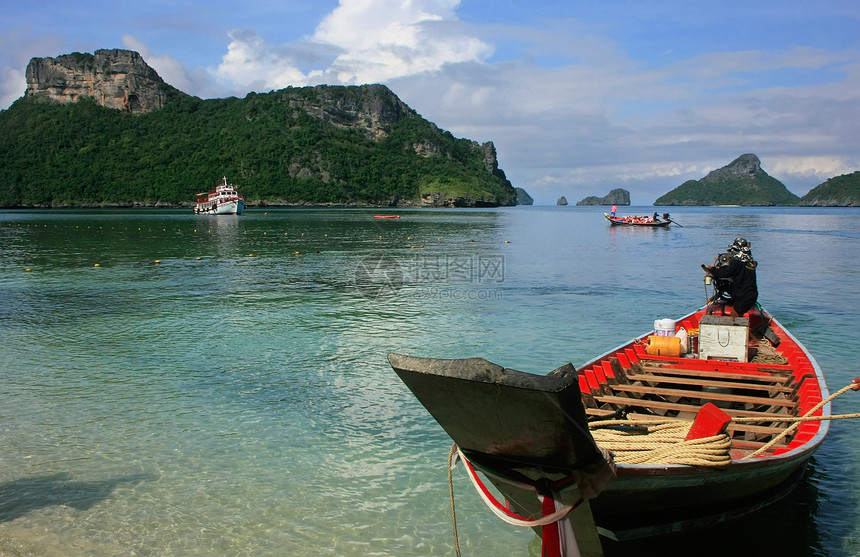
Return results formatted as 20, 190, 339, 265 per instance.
0, 206, 858, 557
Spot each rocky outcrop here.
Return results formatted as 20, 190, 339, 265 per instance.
414, 192, 501, 208
282, 84, 414, 141
576, 188, 630, 206
557, 196, 568, 206
515, 187, 534, 205
698, 153, 766, 184
25, 49, 169, 114
655, 154, 800, 206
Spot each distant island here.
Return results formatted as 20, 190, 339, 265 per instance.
798, 171, 860, 207
0, 49, 518, 209
557, 196, 568, 206
655, 154, 797, 206
577, 188, 630, 206
654, 154, 860, 206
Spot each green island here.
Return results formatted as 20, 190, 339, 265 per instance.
0, 50, 516, 208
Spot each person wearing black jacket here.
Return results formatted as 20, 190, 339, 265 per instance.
702, 237, 758, 317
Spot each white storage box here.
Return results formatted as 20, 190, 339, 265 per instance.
698, 315, 749, 362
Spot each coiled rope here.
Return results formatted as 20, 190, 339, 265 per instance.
589, 420, 733, 467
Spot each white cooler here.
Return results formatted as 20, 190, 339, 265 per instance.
698, 315, 749, 362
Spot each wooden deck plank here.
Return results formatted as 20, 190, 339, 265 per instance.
635, 364, 794, 385
608, 383, 797, 408
593, 394, 794, 419
636, 354, 794, 374
622, 412, 793, 436
624, 373, 794, 393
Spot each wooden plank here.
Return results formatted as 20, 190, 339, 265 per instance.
730, 438, 791, 449
726, 423, 792, 436
637, 353, 794, 374
636, 364, 793, 385
608, 383, 797, 408
625, 373, 794, 394
619, 412, 792, 437
585, 408, 618, 417
593, 394, 794, 420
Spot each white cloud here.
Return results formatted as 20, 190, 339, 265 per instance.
216, 30, 309, 92
0, 65, 26, 109
769, 156, 858, 181
313, 0, 491, 83
212, 0, 492, 91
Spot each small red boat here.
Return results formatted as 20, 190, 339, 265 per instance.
604, 212, 672, 227
373, 215, 400, 219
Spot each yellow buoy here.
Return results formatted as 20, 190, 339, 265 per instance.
25, 268, 32, 272
505, 240, 510, 243
196, 257, 201, 260
294, 251, 300, 255
248, 254, 254, 257
154, 260, 161, 264
94, 263, 100, 267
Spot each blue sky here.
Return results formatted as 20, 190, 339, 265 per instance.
2, 1, 858, 204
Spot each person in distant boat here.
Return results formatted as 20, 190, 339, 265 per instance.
702, 237, 758, 317
652, 212, 659, 222
610, 204, 617, 216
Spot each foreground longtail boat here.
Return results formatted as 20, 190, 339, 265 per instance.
604, 212, 672, 227
389, 301, 858, 556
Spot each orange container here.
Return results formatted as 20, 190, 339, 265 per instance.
646, 335, 681, 357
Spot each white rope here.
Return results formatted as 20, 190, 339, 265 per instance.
454, 447, 578, 528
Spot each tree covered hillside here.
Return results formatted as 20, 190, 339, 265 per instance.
800, 171, 860, 206
0, 85, 516, 208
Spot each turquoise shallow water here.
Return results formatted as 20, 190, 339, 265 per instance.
1, 206, 859, 556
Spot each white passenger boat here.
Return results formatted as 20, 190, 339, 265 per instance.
194, 177, 245, 215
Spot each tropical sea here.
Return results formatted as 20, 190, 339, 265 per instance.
0, 205, 859, 557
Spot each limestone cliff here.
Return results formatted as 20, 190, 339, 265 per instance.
25, 49, 169, 114
281, 84, 413, 141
